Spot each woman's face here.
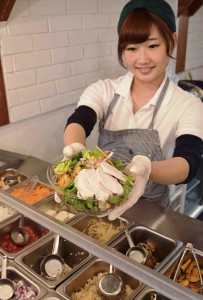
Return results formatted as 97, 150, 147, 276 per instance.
123, 25, 174, 85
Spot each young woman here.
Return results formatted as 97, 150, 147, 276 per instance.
62, 0, 203, 220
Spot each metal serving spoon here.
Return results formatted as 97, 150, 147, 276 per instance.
125, 229, 147, 264
11, 214, 29, 245
97, 264, 125, 300
40, 234, 65, 278
0, 256, 14, 300
3, 175, 18, 187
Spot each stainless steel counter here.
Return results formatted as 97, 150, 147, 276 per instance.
123, 199, 203, 251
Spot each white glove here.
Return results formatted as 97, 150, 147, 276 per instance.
54, 191, 61, 203
63, 143, 86, 160
108, 155, 151, 221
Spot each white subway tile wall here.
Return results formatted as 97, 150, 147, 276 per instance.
1, 0, 126, 123
0, 0, 202, 123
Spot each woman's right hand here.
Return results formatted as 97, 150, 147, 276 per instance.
63, 143, 86, 160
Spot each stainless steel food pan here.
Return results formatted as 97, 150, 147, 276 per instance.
15, 233, 92, 289
7, 178, 54, 206
0, 214, 51, 259
56, 257, 144, 300
35, 196, 81, 224
0, 168, 28, 190
161, 246, 203, 296
110, 225, 182, 271
0, 200, 19, 225
0, 259, 47, 300
69, 215, 132, 245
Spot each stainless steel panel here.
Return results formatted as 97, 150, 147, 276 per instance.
15, 233, 92, 289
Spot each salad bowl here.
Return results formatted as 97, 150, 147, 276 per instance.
47, 148, 134, 217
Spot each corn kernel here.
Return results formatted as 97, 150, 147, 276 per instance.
105, 203, 111, 209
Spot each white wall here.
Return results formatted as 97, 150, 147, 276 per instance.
0, 0, 127, 161
0, 0, 202, 162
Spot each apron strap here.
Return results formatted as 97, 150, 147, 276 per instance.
99, 77, 170, 130
99, 93, 120, 129
148, 77, 170, 129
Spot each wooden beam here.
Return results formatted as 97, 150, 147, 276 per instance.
176, 8, 189, 73
178, 0, 194, 16
189, 0, 203, 16
0, 0, 16, 21
0, 58, 9, 126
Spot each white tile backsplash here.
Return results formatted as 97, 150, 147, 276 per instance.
49, 15, 82, 32
19, 82, 56, 104
83, 15, 111, 29
67, 0, 97, 14
5, 70, 36, 90
69, 29, 98, 46
13, 50, 52, 71
52, 46, 83, 64
29, 0, 67, 16
37, 63, 71, 83
7, 17, 49, 35
56, 74, 86, 94
71, 58, 99, 75
40, 92, 75, 113
33, 33, 68, 51
9, 101, 41, 122
2, 36, 33, 55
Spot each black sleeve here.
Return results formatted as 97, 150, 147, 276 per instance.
173, 134, 203, 184
65, 105, 97, 137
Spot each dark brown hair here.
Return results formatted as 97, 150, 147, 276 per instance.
118, 8, 176, 68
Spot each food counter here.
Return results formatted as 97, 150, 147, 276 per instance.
1, 152, 203, 300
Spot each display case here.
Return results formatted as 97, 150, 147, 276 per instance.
0, 153, 203, 300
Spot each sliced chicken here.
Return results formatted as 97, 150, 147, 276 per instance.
74, 169, 94, 199
86, 169, 110, 201
96, 167, 124, 195
100, 162, 126, 182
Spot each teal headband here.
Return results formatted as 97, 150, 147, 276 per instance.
117, 0, 176, 33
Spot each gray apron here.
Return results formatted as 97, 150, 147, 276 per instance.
98, 77, 170, 207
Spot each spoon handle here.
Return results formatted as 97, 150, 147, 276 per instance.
109, 264, 115, 274
19, 214, 25, 229
125, 229, 135, 248
52, 234, 60, 255
1, 256, 7, 279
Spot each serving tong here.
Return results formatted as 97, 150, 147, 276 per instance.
173, 242, 203, 294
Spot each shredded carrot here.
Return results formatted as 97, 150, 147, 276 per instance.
10, 183, 54, 205
96, 146, 114, 166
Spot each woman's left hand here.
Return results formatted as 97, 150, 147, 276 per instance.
108, 155, 151, 220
